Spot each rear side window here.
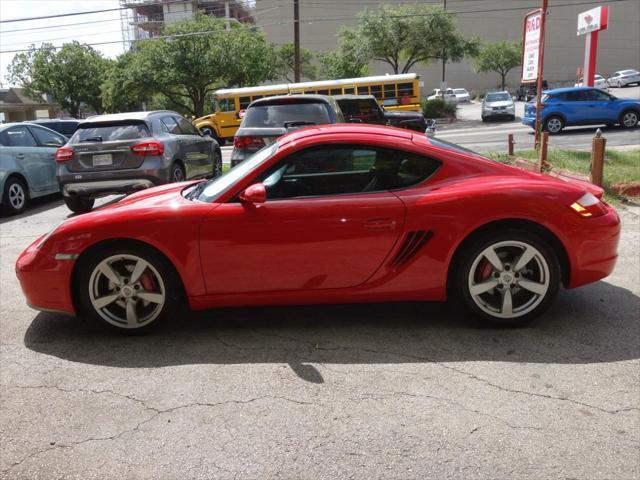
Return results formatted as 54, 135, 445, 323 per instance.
72, 122, 150, 143
242, 102, 331, 128
0, 126, 37, 147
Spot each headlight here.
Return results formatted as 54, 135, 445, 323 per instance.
569, 193, 607, 218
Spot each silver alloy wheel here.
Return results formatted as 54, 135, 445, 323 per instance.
546, 117, 562, 133
88, 254, 166, 329
622, 111, 638, 128
8, 182, 26, 210
468, 240, 550, 319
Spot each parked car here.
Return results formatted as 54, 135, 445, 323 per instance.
607, 69, 640, 88
1, 123, 67, 215
16, 124, 620, 333
334, 95, 427, 132
452, 88, 471, 103
516, 81, 548, 102
574, 74, 608, 89
427, 88, 457, 103
30, 118, 80, 138
231, 95, 343, 166
481, 91, 516, 121
55, 110, 221, 213
522, 86, 640, 134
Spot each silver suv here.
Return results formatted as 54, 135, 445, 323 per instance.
56, 111, 221, 213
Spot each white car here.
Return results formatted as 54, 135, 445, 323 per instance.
607, 69, 640, 88
574, 74, 608, 89
427, 88, 458, 104
452, 88, 471, 103
481, 91, 516, 122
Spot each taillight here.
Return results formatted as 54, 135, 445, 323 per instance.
233, 136, 265, 149
130, 141, 164, 156
55, 147, 74, 163
569, 192, 607, 218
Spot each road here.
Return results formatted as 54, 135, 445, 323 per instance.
1, 194, 639, 478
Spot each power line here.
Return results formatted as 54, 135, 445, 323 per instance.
0, 0, 632, 54
0, 17, 122, 34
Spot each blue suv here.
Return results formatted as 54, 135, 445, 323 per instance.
523, 86, 640, 134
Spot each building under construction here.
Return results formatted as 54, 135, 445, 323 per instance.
120, 0, 254, 43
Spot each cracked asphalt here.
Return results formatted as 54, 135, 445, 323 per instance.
1, 197, 639, 480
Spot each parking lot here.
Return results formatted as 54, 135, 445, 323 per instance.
1, 189, 638, 478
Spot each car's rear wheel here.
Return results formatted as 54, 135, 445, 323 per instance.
620, 110, 639, 129
76, 245, 182, 333
170, 163, 185, 183
544, 116, 564, 134
2, 176, 28, 215
452, 230, 560, 326
64, 196, 95, 214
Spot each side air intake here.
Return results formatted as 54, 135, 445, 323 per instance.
390, 230, 433, 269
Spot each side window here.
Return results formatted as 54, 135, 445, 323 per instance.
371, 85, 382, 99
2, 126, 38, 147
30, 126, 66, 147
344, 87, 355, 95
383, 84, 396, 99
256, 146, 440, 200
60, 122, 78, 136
398, 82, 414, 97
565, 91, 587, 102
239, 96, 251, 109
218, 98, 235, 112
161, 116, 181, 135
330, 88, 342, 95
586, 90, 611, 101
357, 86, 369, 95
177, 117, 200, 136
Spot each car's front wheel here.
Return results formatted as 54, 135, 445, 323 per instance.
452, 230, 560, 326
544, 116, 564, 134
2, 176, 28, 215
620, 110, 639, 129
64, 196, 95, 214
76, 245, 182, 333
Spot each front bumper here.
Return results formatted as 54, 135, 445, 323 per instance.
483, 109, 515, 119
522, 115, 536, 127
15, 237, 76, 315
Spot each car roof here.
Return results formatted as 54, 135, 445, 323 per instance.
31, 118, 79, 123
1, 122, 61, 132
278, 123, 413, 146
543, 86, 599, 94
81, 110, 180, 123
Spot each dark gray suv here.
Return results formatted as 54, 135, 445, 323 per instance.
56, 111, 221, 213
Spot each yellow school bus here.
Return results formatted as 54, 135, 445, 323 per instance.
193, 73, 422, 144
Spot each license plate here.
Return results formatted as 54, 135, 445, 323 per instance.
93, 154, 112, 166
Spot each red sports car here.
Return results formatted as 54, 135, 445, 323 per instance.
16, 125, 620, 332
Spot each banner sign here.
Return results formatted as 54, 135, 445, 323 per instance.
577, 6, 609, 36
521, 10, 543, 83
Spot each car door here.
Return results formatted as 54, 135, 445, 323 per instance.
28, 125, 66, 191
584, 89, 620, 123
199, 145, 406, 294
176, 116, 212, 177
1, 125, 50, 193
160, 116, 194, 177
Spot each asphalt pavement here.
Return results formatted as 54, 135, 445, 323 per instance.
1, 187, 639, 477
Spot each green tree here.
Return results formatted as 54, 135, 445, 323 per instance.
131, 14, 278, 117
473, 41, 522, 90
319, 28, 370, 79
356, 5, 478, 74
276, 43, 317, 82
101, 50, 152, 112
7, 41, 111, 116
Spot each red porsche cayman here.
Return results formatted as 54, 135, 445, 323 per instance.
16, 124, 620, 332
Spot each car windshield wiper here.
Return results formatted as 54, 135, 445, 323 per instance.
83, 136, 103, 142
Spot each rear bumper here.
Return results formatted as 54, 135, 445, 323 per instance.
567, 205, 621, 288
62, 179, 155, 198
15, 238, 76, 315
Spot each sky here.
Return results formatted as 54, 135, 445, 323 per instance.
0, 0, 125, 88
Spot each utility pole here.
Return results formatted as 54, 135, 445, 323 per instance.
441, 0, 446, 85
534, 0, 548, 149
293, 0, 301, 82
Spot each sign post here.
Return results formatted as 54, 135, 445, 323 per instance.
577, 6, 609, 87
521, 0, 548, 149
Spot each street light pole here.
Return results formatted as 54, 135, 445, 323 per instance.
294, 0, 301, 82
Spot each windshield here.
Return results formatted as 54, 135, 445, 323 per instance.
71, 121, 149, 143
242, 103, 331, 128
485, 93, 511, 102
193, 142, 278, 202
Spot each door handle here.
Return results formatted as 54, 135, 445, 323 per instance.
16, 153, 24, 159
364, 218, 396, 230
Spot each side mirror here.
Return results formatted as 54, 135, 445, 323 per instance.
239, 183, 266, 204
202, 130, 212, 137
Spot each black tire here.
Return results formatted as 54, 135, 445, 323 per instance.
450, 229, 561, 327
481, 116, 487, 123
170, 162, 185, 183
543, 115, 564, 134
2, 176, 28, 215
75, 243, 183, 334
509, 115, 516, 121
619, 110, 639, 129
64, 196, 95, 214
213, 149, 223, 177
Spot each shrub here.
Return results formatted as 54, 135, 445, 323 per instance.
421, 98, 457, 119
